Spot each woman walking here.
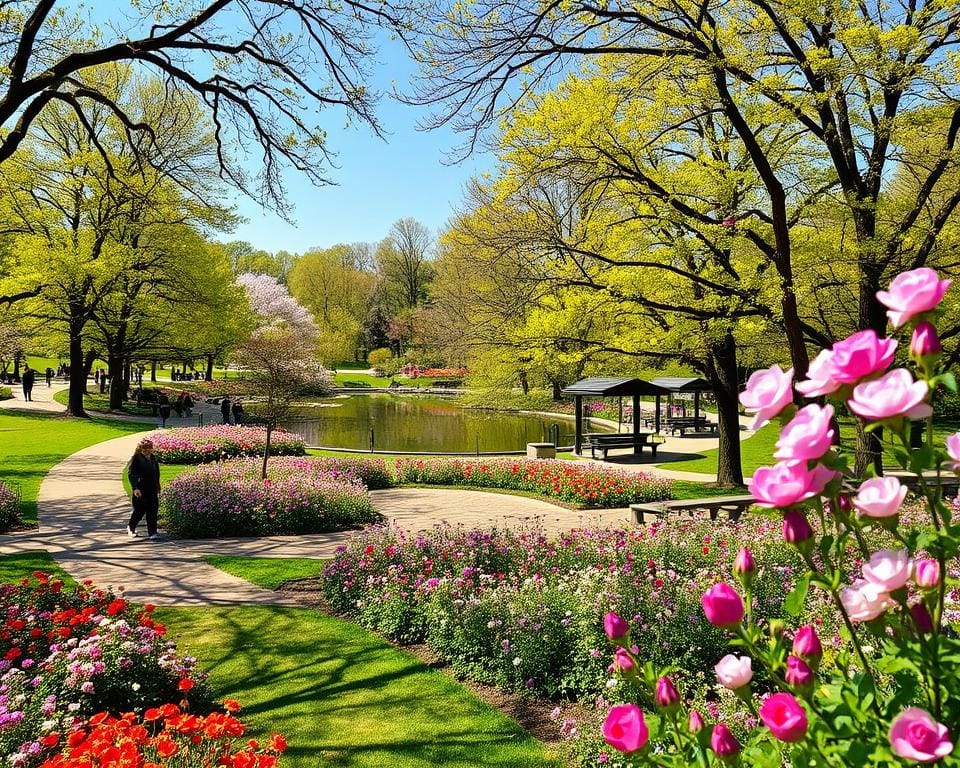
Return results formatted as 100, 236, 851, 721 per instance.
127, 438, 161, 540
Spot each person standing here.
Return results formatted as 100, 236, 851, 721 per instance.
21, 366, 34, 401
158, 392, 171, 428
45, 367, 53, 387
221, 395, 232, 425
127, 438, 161, 540
232, 398, 245, 425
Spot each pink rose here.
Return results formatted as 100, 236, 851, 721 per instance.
749, 461, 819, 508
911, 321, 942, 359
612, 647, 635, 673
654, 676, 679, 708
915, 558, 940, 589
946, 433, 960, 470
848, 369, 931, 421
714, 654, 753, 689
782, 509, 813, 544
739, 365, 794, 430
701, 583, 745, 628
688, 710, 705, 733
841, 579, 893, 622
889, 707, 953, 763
602, 704, 649, 754
774, 404, 835, 461
604, 612, 629, 641
853, 476, 907, 518
710, 724, 741, 758
828, 330, 897, 384
792, 625, 822, 660
911, 602, 935, 634
877, 268, 952, 329
760, 692, 808, 742
796, 349, 842, 398
784, 655, 813, 688
733, 547, 755, 579
863, 548, 911, 591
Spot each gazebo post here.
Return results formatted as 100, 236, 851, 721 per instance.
618, 397, 623, 433
655, 395, 661, 433
632, 394, 640, 454
694, 390, 701, 422
574, 395, 583, 455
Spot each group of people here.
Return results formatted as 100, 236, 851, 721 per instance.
220, 395, 244, 424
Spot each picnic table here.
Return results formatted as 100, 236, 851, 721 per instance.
629, 494, 756, 524
584, 432, 661, 460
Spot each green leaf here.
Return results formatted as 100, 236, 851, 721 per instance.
938, 371, 957, 393
893, 448, 911, 469
785, 572, 810, 617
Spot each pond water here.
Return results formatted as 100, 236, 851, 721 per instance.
283, 394, 607, 453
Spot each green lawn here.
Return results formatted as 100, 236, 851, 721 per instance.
204, 555, 327, 589
334, 372, 443, 389
52, 389, 156, 416
0, 411, 147, 525
0, 550, 72, 584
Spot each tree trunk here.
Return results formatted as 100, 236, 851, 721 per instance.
108, 353, 125, 410
855, 263, 887, 475
206, 355, 214, 381
66, 331, 87, 417
13, 354, 21, 379
150, 361, 157, 382
261, 423, 273, 479
551, 380, 562, 400
705, 330, 744, 486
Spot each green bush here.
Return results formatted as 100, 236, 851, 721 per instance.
0, 386, 11, 400
0, 480, 19, 531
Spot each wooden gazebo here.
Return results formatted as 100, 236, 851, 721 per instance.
649, 377, 712, 424
561, 378, 670, 456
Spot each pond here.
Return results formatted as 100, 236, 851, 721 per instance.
283, 394, 610, 453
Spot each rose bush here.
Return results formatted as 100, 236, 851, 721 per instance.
162, 456, 383, 537
394, 458, 673, 507
150, 426, 305, 464
0, 479, 19, 531
595, 267, 960, 767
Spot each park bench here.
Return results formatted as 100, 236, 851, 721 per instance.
663, 416, 717, 436
629, 494, 756, 524
584, 432, 661, 460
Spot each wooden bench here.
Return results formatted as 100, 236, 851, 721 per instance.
584, 432, 660, 460
629, 494, 756, 524
665, 416, 717, 436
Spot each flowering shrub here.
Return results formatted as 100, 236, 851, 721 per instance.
595, 267, 960, 767
0, 479, 19, 531
150, 426, 305, 464
0, 573, 213, 767
39, 703, 287, 768
162, 456, 382, 537
394, 458, 673, 507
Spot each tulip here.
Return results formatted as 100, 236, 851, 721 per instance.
889, 707, 953, 762
710, 723, 741, 759
701, 583, 745, 628
876, 268, 952, 329
782, 509, 813, 545
603, 612, 629, 642
739, 365, 794, 430
602, 704, 649, 755
654, 676, 680, 709
914, 559, 940, 590
760, 692, 809, 742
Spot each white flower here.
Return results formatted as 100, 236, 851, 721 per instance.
132, 683, 141, 691
513, 657, 522, 666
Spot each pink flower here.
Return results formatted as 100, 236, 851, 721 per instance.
733, 547, 755, 580
841, 579, 893, 622
760, 692, 808, 742
915, 558, 940, 589
688, 710, 705, 733
714, 654, 752, 689
749, 461, 819, 508
603, 612, 629, 641
848, 369, 931, 421
946, 434, 960, 470
829, 330, 897, 384
877, 268, 951, 329
796, 349, 842, 398
612, 647, 635, 673
792, 625, 822, 661
602, 704, 649, 754
911, 602, 935, 634
782, 509, 813, 544
710, 723, 741, 758
774, 404, 835, 461
911, 321, 942, 359
784, 655, 813, 688
654, 676, 679, 708
739, 365, 794, 430
889, 708, 953, 762
863, 549, 911, 591
701, 583, 745, 628
853, 476, 907, 518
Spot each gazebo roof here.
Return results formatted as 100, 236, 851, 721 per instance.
561, 377, 670, 397
649, 377, 712, 393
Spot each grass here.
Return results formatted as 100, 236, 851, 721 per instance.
333, 373, 443, 389
53, 388, 155, 416
0, 551, 72, 585
158, 604, 562, 768
0, 411, 147, 525
203, 555, 327, 589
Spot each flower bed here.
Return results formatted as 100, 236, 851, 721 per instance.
0, 479, 18, 531
151, 426, 305, 464
162, 456, 382, 537
394, 458, 673, 507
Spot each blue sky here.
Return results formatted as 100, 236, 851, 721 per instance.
225, 35, 491, 254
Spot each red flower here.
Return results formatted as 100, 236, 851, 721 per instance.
178, 678, 195, 692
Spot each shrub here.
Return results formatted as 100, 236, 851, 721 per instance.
162, 456, 382, 537
367, 347, 393, 369
0, 385, 11, 400
151, 425, 305, 464
0, 479, 19, 531
394, 457, 673, 507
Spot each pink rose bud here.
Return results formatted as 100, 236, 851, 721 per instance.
774, 404, 836, 462
792, 625, 823, 661
877, 268, 952, 329
602, 704, 649, 755
782, 510, 813, 544
654, 676, 680, 709
841, 579, 893, 622
796, 349, 841, 398
701, 583, 745, 628
838, 494, 853, 513
889, 707, 954, 762
710, 723, 741, 759
749, 461, 820, 509
739, 364, 794, 431
733, 547, 756, 582
714, 654, 753, 690
785, 655, 814, 689
910, 602, 935, 634
828, 330, 898, 384
760, 692, 809, 743
863, 549, 911, 592
613, 647, 635, 673
721, 216, 737, 228
854, 476, 907, 518
911, 321, 942, 360
604, 612, 629, 642
915, 559, 940, 589
689, 709, 705, 734
848, 368, 932, 421
946, 433, 960, 471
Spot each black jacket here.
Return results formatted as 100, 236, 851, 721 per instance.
128, 453, 161, 498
